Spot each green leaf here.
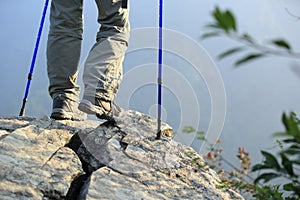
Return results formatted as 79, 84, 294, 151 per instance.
201, 32, 220, 39
212, 7, 237, 34
271, 39, 291, 51
253, 185, 284, 200
252, 163, 274, 172
282, 144, 300, 155
261, 150, 281, 171
197, 131, 205, 135
282, 138, 297, 143
224, 10, 237, 31
254, 172, 280, 184
283, 183, 294, 191
291, 160, 300, 165
235, 53, 265, 66
281, 154, 294, 176
281, 112, 300, 142
197, 136, 206, 141
183, 126, 196, 134
218, 46, 245, 60
204, 23, 223, 30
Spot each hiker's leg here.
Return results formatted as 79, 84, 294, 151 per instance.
47, 0, 83, 100
82, 0, 130, 102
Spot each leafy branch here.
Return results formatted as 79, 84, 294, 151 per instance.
183, 112, 300, 199
202, 6, 300, 66
251, 112, 300, 199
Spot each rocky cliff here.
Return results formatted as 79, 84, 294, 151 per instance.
0, 110, 243, 200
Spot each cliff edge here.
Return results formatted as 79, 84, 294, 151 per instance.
0, 110, 243, 200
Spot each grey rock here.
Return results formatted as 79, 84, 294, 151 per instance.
72, 110, 243, 200
0, 112, 244, 200
0, 117, 99, 199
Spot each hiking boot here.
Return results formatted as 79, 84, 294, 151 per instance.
51, 94, 86, 121
78, 96, 122, 121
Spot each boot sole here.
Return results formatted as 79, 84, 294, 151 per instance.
50, 108, 73, 120
78, 99, 99, 115
78, 99, 114, 121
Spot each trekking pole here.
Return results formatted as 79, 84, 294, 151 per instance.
156, 0, 163, 139
19, 0, 50, 116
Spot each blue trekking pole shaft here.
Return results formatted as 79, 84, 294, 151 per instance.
156, 0, 163, 139
19, 0, 49, 116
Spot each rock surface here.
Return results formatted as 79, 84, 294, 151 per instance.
0, 111, 244, 200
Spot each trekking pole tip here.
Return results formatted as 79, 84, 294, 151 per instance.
19, 99, 27, 116
156, 130, 161, 140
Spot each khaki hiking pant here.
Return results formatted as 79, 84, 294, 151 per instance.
47, 0, 130, 102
